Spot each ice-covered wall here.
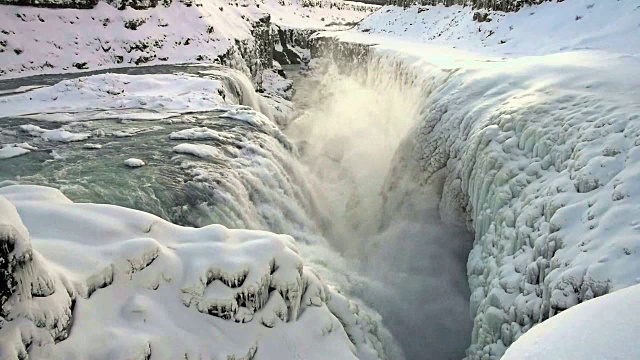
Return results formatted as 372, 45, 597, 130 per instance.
312, 18, 640, 357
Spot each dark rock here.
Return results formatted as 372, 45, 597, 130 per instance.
473, 11, 491, 23
73, 61, 88, 69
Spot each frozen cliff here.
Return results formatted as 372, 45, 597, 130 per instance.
312, 0, 640, 358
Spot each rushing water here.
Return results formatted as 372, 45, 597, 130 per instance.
0, 63, 472, 360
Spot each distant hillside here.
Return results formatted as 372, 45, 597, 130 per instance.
389, 0, 557, 12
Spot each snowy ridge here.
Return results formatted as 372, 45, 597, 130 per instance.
315, 0, 640, 358
0, 185, 382, 359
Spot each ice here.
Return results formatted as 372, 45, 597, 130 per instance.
0, 144, 32, 159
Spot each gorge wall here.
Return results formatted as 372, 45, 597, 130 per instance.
311, 27, 640, 359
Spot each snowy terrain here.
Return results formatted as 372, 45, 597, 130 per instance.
0, 185, 382, 359
0, 0, 375, 79
313, 0, 640, 358
0, 72, 247, 121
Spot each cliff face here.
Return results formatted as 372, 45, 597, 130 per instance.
272, 25, 316, 65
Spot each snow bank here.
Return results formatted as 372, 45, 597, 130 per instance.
0, 185, 382, 359
315, 0, 640, 358
503, 284, 640, 360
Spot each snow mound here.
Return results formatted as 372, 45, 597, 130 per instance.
0, 185, 377, 359
503, 284, 640, 360
20, 124, 91, 142
124, 158, 146, 167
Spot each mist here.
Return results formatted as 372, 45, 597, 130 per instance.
286, 62, 474, 360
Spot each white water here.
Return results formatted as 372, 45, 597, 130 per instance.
285, 62, 473, 360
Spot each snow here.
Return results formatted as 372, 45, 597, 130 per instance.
173, 143, 225, 160
0, 73, 235, 122
220, 108, 292, 149
20, 124, 91, 142
354, 0, 640, 56
0, 143, 35, 159
266, 0, 377, 30
0, 185, 380, 359
170, 127, 235, 141
0, 0, 375, 79
314, 0, 640, 358
503, 283, 640, 360
0, 146, 30, 159
124, 158, 146, 167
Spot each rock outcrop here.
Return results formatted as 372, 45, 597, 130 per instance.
388, 0, 561, 12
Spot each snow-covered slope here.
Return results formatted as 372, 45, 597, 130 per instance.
503, 283, 640, 360
313, 0, 640, 358
0, 0, 375, 79
0, 185, 382, 359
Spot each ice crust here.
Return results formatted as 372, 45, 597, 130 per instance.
0, 185, 381, 359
